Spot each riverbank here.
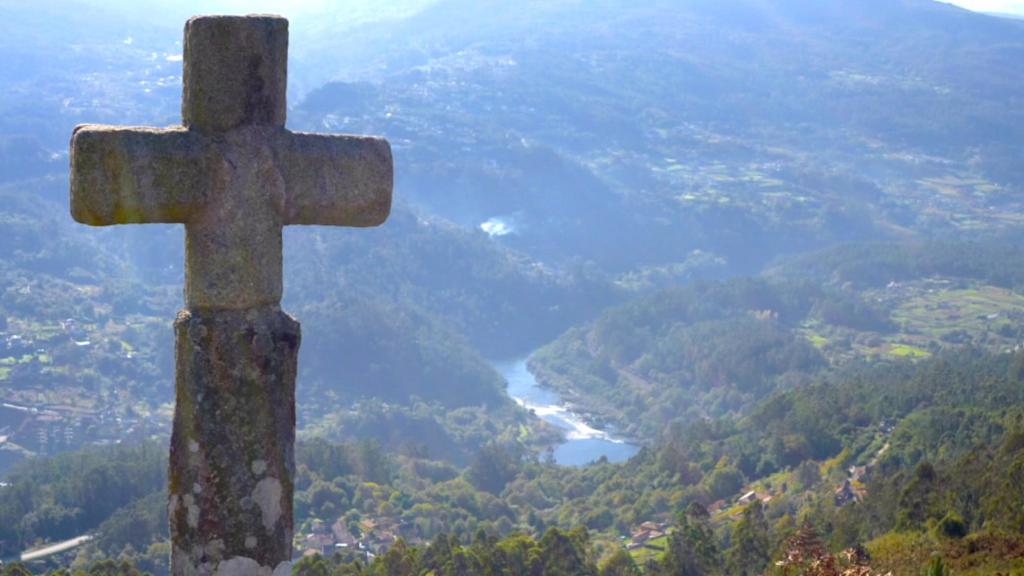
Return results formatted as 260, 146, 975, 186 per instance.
496, 358, 639, 466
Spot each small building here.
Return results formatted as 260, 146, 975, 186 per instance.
332, 519, 358, 546
834, 480, 866, 507
849, 466, 869, 483
738, 490, 773, 506
303, 532, 335, 556
629, 521, 671, 547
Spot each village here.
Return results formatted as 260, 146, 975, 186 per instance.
296, 516, 402, 562
0, 317, 169, 474
0, 398, 165, 472
293, 513, 679, 566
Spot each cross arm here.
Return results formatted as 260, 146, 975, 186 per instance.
277, 131, 393, 227
70, 125, 209, 226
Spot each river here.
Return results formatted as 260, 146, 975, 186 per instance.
496, 358, 639, 466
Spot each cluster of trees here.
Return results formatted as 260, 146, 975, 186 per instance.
0, 444, 164, 555
292, 527, 610, 576
276, 509, 872, 576
531, 277, 830, 439
533, 238, 1024, 444
8, 348, 1024, 573
767, 240, 1024, 292
0, 560, 148, 576
648, 349, 1024, 574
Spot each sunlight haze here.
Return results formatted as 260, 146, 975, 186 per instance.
945, 0, 1024, 14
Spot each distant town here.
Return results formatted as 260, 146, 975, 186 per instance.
0, 317, 169, 474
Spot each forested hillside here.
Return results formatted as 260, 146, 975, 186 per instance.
288, 0, 1024, 274
532, 239, 1024, 441
6, 347, 1024, 574
2, 0, 1024, 573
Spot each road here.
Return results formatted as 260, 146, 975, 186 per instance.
20, 535, 93, 562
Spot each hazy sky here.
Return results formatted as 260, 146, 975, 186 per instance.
78, 0, 431, 23
945, 0, 1024, 14
156, 0, 1024, 17
81, 0, 1024, 19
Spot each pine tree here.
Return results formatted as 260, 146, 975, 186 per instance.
659, 502, 721, 576
370, 538, 420, 576
774, 521, 887, 576
540, 527, 598, 576
599, 548, 641, 576
726, 501, 771, 576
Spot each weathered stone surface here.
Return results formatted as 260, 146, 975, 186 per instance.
281, 132, 393, 227
184, 126, 286, 310
169, 307, 298, 575
183, 16, 288, 133
69, 14, 393, 575
70, 126, 209, 226
71, 124, 393, 309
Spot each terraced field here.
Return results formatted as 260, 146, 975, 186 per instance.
803, 281, 1024, 365
890, 285, 1024, 343
629, 534, 668, 565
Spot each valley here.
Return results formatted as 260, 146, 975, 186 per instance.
1, 0, 1024, 574
497, 358, 639, 466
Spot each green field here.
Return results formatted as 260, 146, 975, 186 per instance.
629, 535, 668, 565
806, 333, 829, 349
891, 285, 1024, 342
808, 283, 1024, 364
887, 344, 932, 359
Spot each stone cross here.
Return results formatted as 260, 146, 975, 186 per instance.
69, 15, 392, 575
